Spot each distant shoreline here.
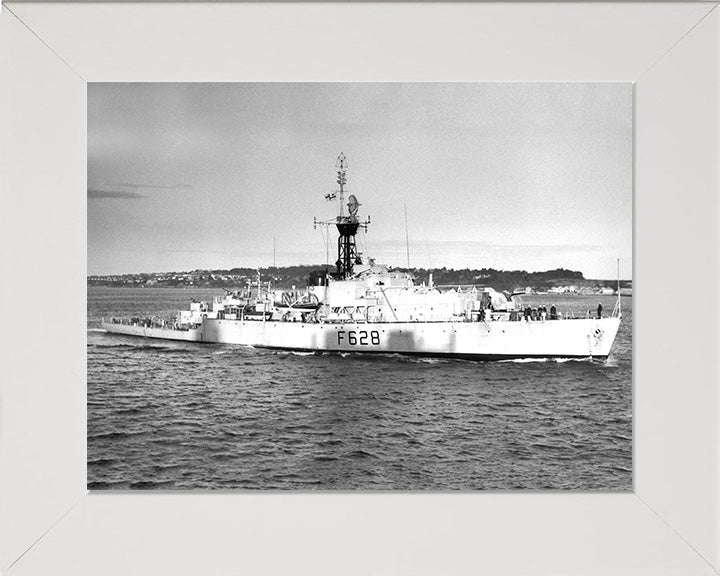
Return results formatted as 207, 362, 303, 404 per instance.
87, 264, 631, 295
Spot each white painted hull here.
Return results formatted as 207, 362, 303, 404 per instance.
102, 316, 621, 360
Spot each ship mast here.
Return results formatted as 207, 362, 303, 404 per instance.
314, 153, 370, 280
336, 153, 347, 219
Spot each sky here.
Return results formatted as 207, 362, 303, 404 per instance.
88, 83, 632, 279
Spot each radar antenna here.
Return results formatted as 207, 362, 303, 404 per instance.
313, 153, 370, 279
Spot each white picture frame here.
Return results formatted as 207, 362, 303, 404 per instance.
1, 2, 719, 574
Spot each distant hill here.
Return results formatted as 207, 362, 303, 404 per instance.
88, 265, 631, 293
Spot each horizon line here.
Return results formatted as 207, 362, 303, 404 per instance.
87, 263, 633, 282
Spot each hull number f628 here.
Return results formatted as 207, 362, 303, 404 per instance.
337, 330, 380, 346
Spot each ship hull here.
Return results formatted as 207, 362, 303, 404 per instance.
101, 316, 621, 360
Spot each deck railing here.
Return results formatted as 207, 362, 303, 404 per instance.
105, 317, 194, 331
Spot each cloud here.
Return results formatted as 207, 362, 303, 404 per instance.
88, 188, 144, 200
116, 183, 191, 190
88, 182, 192, 199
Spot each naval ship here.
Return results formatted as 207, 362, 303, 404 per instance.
102, 154, 622, 360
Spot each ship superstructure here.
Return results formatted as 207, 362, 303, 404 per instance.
102, 155, 622, 360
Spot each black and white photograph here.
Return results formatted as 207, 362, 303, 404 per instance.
87, 82, 632, 490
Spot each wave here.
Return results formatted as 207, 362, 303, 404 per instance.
347, 449, 379, 459
89, 343, 190, 354
498, 357, 593, 364
392, 355, 451, 365
313, 455, 339, 462
89, 430, 138, 440
87, 457, 117, 466
270, 350, 316, 357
